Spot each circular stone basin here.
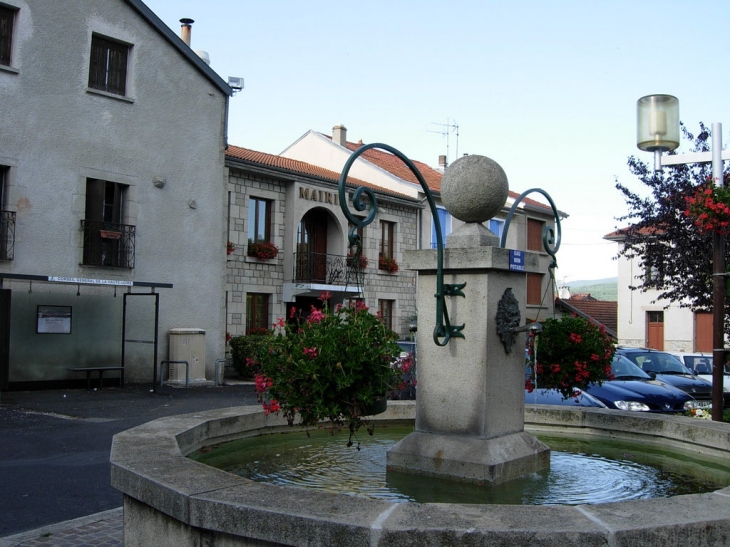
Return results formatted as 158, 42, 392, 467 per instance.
111, 402, 730, 546
190, 425, 730, 505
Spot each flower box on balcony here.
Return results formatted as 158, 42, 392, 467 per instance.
247, 240, 279, 260
378, 256, 399, 274
100, 230, 122, 240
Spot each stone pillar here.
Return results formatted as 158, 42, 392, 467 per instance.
386, 155, 550, 485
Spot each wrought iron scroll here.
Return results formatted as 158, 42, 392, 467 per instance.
338, 143, 465, 346
499, 188, 562, 270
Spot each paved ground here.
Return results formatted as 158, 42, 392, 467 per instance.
0, 381, 258, 546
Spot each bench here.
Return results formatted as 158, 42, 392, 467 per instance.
67, 367, 124, 390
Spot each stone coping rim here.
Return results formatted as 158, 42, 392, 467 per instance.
111, 402, 730, 546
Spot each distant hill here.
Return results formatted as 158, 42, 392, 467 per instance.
559, 277, 617, 302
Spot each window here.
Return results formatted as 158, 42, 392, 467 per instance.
88, 34, 129, 96
489, 218, 504, 240
0, 4, 15, 67
248, 197, 272, 243
246, 293, 270, 332
527, 218, 544, 252
378, 299, 394, 332
380, 220, 395, 259
82, 179, 134, 268
431, 208, 451, 249
526, 273, 542, 305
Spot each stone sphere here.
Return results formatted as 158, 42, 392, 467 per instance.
440, 155, 508, 223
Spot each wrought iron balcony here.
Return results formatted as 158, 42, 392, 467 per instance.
0, 211, 15, 261
81, 220, 135, 269
293, 252, 366, 285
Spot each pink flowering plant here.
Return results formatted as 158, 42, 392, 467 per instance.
525, 316, 616, 400
684, 177, 730, 235
248, 292, 403, 442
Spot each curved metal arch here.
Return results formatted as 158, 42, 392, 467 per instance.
338, 143, 465, 346
499, 188, 562, 270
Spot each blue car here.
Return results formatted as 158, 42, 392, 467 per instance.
525, 357, 698, 413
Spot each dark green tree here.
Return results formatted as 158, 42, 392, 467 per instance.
614, 122, 730, 332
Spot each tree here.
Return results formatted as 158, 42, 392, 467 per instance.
614, 122, 730, 333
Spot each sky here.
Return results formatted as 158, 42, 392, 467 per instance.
145, 0, 730, 283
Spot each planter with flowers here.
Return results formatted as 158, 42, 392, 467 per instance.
226, 241, 236, 255
346, 253, 369, 271
247, 292, 403, 444
525, 316, 615, 400
378, 256, 399, 274
684, 177, 730, 235
247, 240, 279, 260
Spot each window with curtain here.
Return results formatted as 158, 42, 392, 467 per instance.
248, 197, 272, 243
431, 208, 451, 248
0, 5, 16, 67
246, 293, 270, 332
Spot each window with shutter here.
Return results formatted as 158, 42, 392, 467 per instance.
0, 5, 15, 67
88, 34, 129, 96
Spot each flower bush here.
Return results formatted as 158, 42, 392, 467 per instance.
378, 256, 399, 273
248, 292, 403, 442
247, 240, 279, 260
229, 327, 271, 377
525, 316, 615, 400
684, 177, 730, 235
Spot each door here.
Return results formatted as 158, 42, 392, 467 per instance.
297, 210, 328, 282
646, 311, 664, 350
695, 312, 712, 352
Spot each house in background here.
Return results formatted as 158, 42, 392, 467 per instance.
281, 125, 563, 321
0, 0, 231, 389
604, 229, 711, 351
224, 146, 420, 340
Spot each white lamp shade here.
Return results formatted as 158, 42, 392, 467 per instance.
637, 95, 680, 152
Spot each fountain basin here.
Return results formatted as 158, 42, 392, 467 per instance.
111, 402, 730, 546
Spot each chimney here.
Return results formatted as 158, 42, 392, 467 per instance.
438, 155, 448, 169
180, 18, 194, 46
332, 125, 347, 146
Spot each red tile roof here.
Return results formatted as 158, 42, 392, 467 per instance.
555, 297, 618, 339
225, 145, 415, 200
336, 138, 554, 213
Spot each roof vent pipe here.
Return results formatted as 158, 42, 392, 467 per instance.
180, 18, 194, 46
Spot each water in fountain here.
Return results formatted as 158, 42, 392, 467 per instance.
190, 424, 730, 505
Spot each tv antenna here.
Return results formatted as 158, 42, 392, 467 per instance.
428, 118, 459, 166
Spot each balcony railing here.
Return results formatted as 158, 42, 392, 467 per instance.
0, 211, 16, 261
293, 252, 366, 285
81, 220, 135, 269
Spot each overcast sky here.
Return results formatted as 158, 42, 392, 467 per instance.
145, 0, 730, 283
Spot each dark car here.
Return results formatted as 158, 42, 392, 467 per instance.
525, 357, 698, 413
615, 347, 727, 408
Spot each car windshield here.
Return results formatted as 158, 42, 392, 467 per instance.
621, 351, 692, 375
610, 356, 651, 380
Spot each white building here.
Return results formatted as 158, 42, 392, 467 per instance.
605, 229, 712, 351
0, 0, 231, 389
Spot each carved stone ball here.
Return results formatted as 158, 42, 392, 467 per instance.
440, 155, 508, 223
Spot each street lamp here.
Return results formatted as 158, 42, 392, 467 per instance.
636, 94, 727, 421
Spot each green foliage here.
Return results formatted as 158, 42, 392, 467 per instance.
252, 295, 403, 438
615, 122, 730, 325
229, 328, 271, 377
527, 316, 616, 400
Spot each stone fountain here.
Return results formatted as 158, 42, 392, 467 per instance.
110, 148, 730, 546
387, 154, 550, 484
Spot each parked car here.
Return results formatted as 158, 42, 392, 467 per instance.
615, 347, 728, 408
525, 357, 699, 413
668, 351, 730, 391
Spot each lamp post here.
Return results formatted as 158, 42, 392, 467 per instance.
636, 94, 728, 421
